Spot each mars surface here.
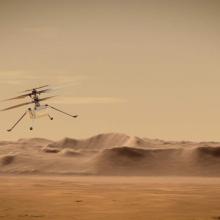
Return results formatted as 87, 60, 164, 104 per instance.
0, 176, 220, 220
1, 133, 220, 220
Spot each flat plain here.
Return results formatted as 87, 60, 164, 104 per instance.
0, 176, 220, 220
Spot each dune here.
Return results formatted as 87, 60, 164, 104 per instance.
59, 149, 82, 157
196, 146, 220, 157
0, 141, 16, 146
42, 146, 60, 153
17, 138, 53, 147
94, 146, 220, 176
47, 133, 132, 150
0, 133, 220, 176
0, 154, 17, 166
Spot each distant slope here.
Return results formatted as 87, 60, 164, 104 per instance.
0, 133, 220, 176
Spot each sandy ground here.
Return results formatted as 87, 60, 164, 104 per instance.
0, 176, 220, 220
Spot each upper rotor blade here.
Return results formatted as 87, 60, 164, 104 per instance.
3, 93, 31, 101
4, 88, 51, 102
38, 88, 51, 94
39, 96, 56, 102
23, 85, 49, 92
1, 101, 33, 111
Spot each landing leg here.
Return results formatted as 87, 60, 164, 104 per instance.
29, 117, 35, 131
48, 114, 53, 120
46, 104, 78, 118
7, 111, 27, 132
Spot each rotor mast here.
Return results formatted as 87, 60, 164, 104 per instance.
30, 89, 40, 108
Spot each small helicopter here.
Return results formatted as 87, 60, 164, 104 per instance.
1, 85, 78, 132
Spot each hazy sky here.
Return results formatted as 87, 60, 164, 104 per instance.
0, 0, 220, 141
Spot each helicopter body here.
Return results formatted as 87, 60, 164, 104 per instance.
28, 105, 48, 119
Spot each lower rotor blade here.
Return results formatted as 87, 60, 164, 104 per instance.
3, 93, 31, 101
1, 101, 33, 111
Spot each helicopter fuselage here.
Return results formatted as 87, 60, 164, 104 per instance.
28, 104, 48, 119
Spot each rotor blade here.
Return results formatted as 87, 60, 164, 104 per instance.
1, 101, 33, 111
37, 88, 51, 94
4, 88, 51, 102
22, 85, 49, 92
39, 96, 56, 102
3, 93, 31, 101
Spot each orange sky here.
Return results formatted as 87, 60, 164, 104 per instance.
0, 0, 220, 141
